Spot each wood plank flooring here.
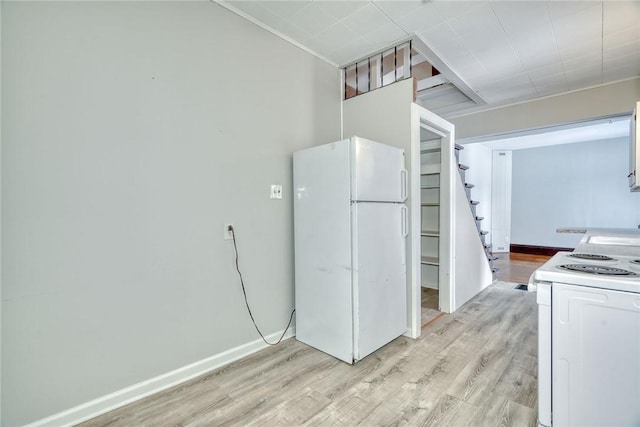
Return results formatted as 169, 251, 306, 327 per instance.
80, 282, 538, 427
493, 253, 551, 284
421, 287, 441, 327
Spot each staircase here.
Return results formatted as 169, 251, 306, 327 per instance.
455, 145, 498, 275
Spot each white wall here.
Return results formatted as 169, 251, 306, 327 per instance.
451, 77, 640, 140
459, 143, 492, 245
511, 137, 640, 248
1, 2, 340, 426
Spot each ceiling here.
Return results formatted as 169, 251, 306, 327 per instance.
219, 1, 640, 117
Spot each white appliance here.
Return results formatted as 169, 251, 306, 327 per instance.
293, 136, 408, 364
532, 251, 640, 427
629, 101, 639, 191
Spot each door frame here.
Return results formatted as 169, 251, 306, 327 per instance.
407, 103, 456, 338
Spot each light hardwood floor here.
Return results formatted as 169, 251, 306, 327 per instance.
81, 281, 538, 427
421, 287, 441, 327
494, 253, 551, 284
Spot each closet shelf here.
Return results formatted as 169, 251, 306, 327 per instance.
421, 256, 439, 266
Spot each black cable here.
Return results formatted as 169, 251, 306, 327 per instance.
229, 226, 295, 346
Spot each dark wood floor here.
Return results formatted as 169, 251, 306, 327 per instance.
493, 253, 551, 284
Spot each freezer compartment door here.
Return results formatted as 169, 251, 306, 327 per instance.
352, 202, 407, 361
351, 136, 407, 203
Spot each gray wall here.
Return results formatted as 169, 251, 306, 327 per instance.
451, 77, 640, 140
511, 137, 640, 248
1, 2, 340, 425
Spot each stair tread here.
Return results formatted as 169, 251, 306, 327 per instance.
421, 203, 439, 206
488, 255, 499, 261
480, 230, 489, 235
475, 216, 484, 221
454, 143, 463, 150
458, 163, 470, 170
464, 183, 474, 189
470, 200, 480, 205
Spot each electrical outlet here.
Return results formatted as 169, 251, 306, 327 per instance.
224, 224, 234, 240
270, 184, 283, 199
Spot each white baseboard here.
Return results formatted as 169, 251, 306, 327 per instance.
25, 327, 296, 427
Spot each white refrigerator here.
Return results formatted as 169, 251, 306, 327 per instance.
293, 136, 408, 364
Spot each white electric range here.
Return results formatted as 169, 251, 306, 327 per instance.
531, 250, 640, 427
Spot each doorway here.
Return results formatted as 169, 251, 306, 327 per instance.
408, 103, 456, 338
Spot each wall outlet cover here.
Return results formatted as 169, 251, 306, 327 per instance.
224, 224, 234, 240
270, 184, 283, 199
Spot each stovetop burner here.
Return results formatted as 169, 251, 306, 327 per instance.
558, 264, 638, 276
568, 253, 615, 261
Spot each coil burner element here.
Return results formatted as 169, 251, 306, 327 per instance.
558, 264, 637, 276
567, 253, 615, 261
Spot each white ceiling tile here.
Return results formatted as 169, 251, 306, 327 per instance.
546, 1, 599, 22
530, 72, 567, 88
416, 22, 464, 53
532, 72, 569, 95
311, 22, 361, 53
289, 4, 339, 36
603, 40, 640, 63
227, 1, 284, 28
258, 1, 312, 20
557, 37, 602, 61
490, 1, 550, 34
271, 19, 314, 44
362, 22, 407, 48
432, 1, 487, 20
447, 2, 503, 38
519, 51, 564, 70
373, 0, 424, 20
473, 46, 524, 76
527, 63, 566, 81
603, 1, 640, 35
604, 27, 640, 51
504, 21, 561, 69
604, 51, 640, 72
567, 74, 604, 91
564, 63, 602, 81
394, 4, 445, 34
451, 60, 491, 86
562, 54, 601, 73
551, 3, 602, 49
330, 39, 371, 66
603, 60, 640, 82
341, 3, 391, 33
316, 1, 369, 21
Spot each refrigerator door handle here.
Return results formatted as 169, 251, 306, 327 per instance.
401, 205, 408, 238
400, 168, 408, 202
